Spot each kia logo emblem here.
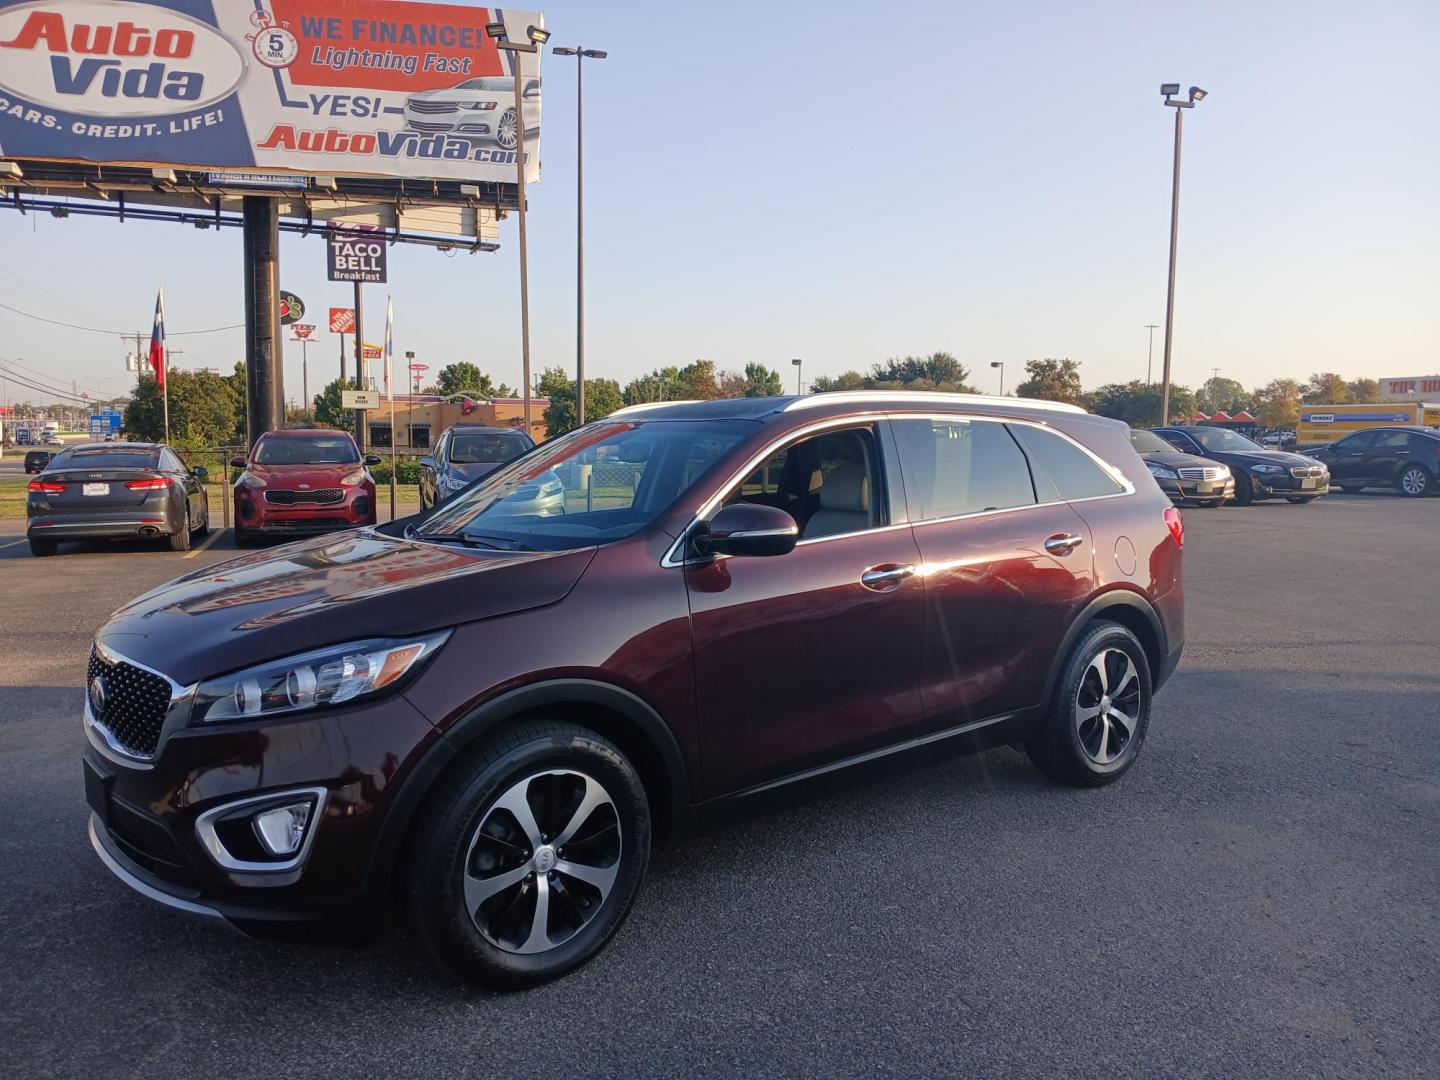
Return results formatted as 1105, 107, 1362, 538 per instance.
89, 675, 108, 717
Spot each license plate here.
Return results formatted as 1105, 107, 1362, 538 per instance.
1301, 478, 1317, 490
1196, 482, 1214, 494
82, 483, 109, 496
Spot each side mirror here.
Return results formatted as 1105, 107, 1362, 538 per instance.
418, 456, 437, 470
229, 455, 246, 468
699, 503, 798, 558
364, 454, 382, 467
192, 466, 208, 481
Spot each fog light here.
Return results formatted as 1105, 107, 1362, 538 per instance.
253, 801, 313, 857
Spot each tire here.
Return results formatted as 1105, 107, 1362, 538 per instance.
234, 524, 255, 548
29, 536, 57, 557
1340, 486, 1364, 494
1232, 474, 1256, 506
1025, 620, 1152, 787
496, 108, 519, 150
167, 513, 192, 551
1398, 465, 1430, 498
408, 719, 651, 989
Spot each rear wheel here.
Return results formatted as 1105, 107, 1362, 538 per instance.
408, 720, 650, 988
29, 537, 57, 557
1398, 465, 1430, 498
167, 515, 192, 551
1026, 621, 1152, 787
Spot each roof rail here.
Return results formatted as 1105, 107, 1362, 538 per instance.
782, 391, 1086, 415
608, 400, 703, 418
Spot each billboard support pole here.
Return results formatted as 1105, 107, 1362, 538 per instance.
353, 283, 366, 450
242, 196, 283, 448
513, 56, 533, 438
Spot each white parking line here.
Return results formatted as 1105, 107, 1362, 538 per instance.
183, 528, 225, 559
0, 536, 31, 551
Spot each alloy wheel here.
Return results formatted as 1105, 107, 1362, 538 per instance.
463, 770, 621, 955
1075, 648, 1142, 765
496, 109, 518, 150
1400, 467, 1428, 496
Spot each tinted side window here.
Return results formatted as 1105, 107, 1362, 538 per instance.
1371, 431, 1410, 449
1009, 425, 1126, 501
892, 418, 1035, 520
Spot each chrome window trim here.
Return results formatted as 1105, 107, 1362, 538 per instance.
661, 411, 1134, 567
194, 787, 330, 874
782, 391, 1086, 416
87, 641, 197, 768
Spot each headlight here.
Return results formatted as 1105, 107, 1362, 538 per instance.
340, 469, 368, 487
191, 633, 450, 724
1251, 464, 1285, 474
236, 472, 266, 489
1146, 463, 1178, 479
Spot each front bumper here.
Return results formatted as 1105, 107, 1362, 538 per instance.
235, 487, 375, 534
1248, 472, 1329, 498
83, 686, 441, 926
1154, 475, 1235, 502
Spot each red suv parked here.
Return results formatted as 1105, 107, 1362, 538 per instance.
231, 429, 380, 545
84, 394, 1184, 987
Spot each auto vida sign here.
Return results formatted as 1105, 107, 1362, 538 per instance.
0, 0, 543, 184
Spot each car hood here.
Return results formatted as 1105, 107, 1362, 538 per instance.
245, 462, 362, 488
1212, 449, 1322, 469
97, 529, 597, 685
1140, 450, 1223, 470
447, 462, 502, 483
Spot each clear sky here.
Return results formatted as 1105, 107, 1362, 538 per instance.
1, 0, 1436, 408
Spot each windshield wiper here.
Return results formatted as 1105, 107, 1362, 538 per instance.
409, 529, 531, 551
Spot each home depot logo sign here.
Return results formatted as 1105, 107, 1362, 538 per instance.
0, 2, 242, 116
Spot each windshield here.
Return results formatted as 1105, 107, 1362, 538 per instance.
254, 435, 360, 465
1184, 428, 1262, 453
414, 419, 755, 551
1129, 429, 1175, 454
450, 433, 530, 465
50, 448, 158, 470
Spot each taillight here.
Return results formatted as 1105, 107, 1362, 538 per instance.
124, 477, 172, 490
1164, 506, 1185, 548
28, 480, 65, 494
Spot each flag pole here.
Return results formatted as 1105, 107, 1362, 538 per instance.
385, 296, 397, 522
158, 287, 169, 444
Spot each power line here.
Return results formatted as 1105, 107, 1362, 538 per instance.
0, 300, 243, 336
0, 354, 109, 399
0, 367, 93, 405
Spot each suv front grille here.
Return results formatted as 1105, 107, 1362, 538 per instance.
1177, 466, 1226, 481
265, 488, 343, 505
88, 647, 172, 758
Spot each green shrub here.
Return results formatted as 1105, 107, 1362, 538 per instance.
369, 458, 423, 485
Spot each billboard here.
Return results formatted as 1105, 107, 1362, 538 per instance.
1380, 375, 1440, 401
0, 1, 543, 183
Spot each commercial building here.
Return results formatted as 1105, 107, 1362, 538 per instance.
367, 395, 550, 450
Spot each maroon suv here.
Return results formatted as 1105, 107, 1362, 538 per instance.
83, 393, 1184, 987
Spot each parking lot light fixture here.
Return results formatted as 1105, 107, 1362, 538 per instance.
1158, 81, 1207, 426
991, 361, 1005, 396
487, 21, 547, 438
553, 42, 609, 426
791, 357, 803, 394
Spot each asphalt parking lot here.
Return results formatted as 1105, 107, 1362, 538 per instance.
1, 495, 1436, 1079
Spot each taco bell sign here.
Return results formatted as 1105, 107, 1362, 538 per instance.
327, 227, 387, 282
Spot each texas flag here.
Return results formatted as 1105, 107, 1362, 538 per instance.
147, 288, 167, 390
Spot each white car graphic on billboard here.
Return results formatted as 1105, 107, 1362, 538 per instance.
403, 76, 541, 148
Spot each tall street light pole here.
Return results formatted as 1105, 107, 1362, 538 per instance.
791, 357, 803, 395
553, 44, 607, 427
488, 20, 550, 440
1144, 324, 1159, 385
991, 361, 1005, 396
1158, 84, 1207, 426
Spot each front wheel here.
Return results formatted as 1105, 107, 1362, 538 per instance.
495, 108, 519, 150
1232, 474, 1256, 506
1285, 496, 1320, 504
408, 720, 651, 988
1026, 621, 1152, 787
1398, 466, 1430, 498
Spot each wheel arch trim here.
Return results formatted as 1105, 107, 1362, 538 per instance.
1044, 589, 1170, 704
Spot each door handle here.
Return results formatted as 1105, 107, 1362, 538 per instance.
1044, 533, 1084, 555
860, 564, 915, 589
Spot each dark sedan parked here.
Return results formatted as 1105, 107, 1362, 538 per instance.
27, 442, 210, 556
1304, 427, 1440, 497
417, 424, 535, 510
1130, 428, 1234, 507
1154, 426, 1328, 505
23, 449, 53, 474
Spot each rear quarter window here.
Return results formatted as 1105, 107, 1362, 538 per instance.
1008, 424, 1127, 502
